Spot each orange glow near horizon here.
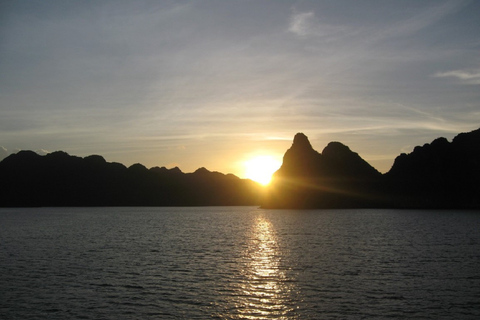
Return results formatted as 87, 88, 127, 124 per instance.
244, 155, 282, 185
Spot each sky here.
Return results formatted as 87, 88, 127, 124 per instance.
1, 0, 479, 177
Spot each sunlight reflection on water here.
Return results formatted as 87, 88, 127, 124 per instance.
2, 208, 480, 319
234, 215, 298, 319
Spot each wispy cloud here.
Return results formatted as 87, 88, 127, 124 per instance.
289, 11, 315, 37
0, 146, 8, 160
434, 69, 480, 84
35, 149, 49, 155
289, 1, 465, 45
288, 11, 350, 39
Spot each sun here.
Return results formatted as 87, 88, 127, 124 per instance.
244, 155, 282, 185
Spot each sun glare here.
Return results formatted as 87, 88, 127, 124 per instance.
244, 155, 282, 185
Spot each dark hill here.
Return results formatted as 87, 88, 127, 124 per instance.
0, 151, 261, 207
385, 128, 480, 208
262, 133, 383, 208
262, 128, 480, 209
2, 128, 479, 209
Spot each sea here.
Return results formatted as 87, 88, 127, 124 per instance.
1, 207, 479, 319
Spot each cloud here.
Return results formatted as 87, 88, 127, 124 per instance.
434, 69, 480, 84
288, 1, 465, 45
288, 11, 348, 39
35, 149, 49, 155
0, 146, 8, 160
289, 11, 315, 37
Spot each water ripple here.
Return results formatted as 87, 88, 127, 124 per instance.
1, 207, 480, 319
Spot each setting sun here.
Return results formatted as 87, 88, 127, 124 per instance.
244, 155, 282, 185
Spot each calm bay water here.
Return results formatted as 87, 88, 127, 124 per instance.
1, 207, 479, 319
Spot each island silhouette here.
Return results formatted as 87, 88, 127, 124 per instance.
1, 127, 479, 208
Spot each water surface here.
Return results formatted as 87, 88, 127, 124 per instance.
1, 207, 479, 319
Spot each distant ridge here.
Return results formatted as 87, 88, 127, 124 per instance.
0, 151, 260, 207
262, 128, 480, 209
1, 128, 479, 208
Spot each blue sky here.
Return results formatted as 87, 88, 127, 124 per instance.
1, 0, 479, 176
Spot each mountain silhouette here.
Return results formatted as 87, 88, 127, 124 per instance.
0, 151, 261, 207
384, 127, 480, 208
262, 133, 383, 208
1, 128, 479, 208
263, 128, 480, 209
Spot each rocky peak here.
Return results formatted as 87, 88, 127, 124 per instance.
322, 141, 381, 178
84, 155, 107, 165
194, 167, 211, 175
291, 133, 314, 151
278, 133, 321, 176
322, 141, 352, 157
264, 133, 383, 208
